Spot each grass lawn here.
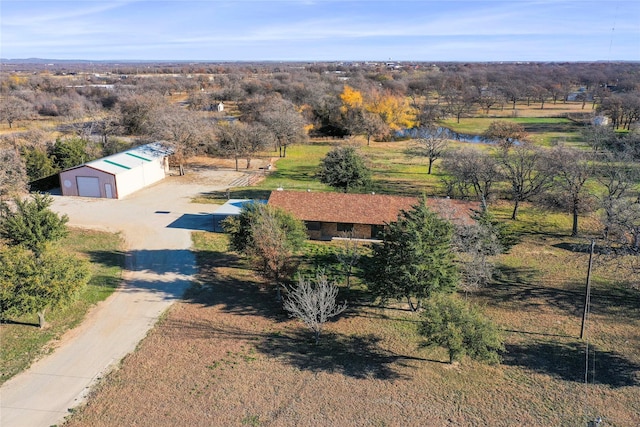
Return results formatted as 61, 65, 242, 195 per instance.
0, 229, 125, 385
440, 116, 583, 147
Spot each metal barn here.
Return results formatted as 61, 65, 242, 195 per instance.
59, 142, 172, 199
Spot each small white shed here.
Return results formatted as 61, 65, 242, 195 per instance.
59, 142, 172, 199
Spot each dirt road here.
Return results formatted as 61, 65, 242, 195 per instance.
0, 168, 244, 427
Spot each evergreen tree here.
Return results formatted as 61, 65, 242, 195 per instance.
419, 293, 504, 364
0, 246, 90, 327
318, 146, 371, 193
0, 193, 68, 257
50, 137, 89, 170
367, 197, 459, 311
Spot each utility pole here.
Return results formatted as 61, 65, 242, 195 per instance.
580, 239, 596, 340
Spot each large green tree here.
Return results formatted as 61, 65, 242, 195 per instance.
223, 203, 307, 300
419, 293, 504, 364
50, 137, 90, 170
367, 197, 459, 311
0, 193, 68, 257
318, 146, 371, 193
0, 246, 90, 327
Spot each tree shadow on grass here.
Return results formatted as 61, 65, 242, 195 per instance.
184, 249, 290, 322
522, 121, 580, 134
483, 264, 640, 321
255, 329, 422, 380
86, 249, 126, 269
162, 315, 424, 380
503, 340, 640, 388
371, 178, 434, 197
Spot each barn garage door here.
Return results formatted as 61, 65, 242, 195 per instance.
76, 177, 101, 197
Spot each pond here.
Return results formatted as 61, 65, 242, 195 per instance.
398, 127, 489, 144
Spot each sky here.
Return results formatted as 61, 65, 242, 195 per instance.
1, 0, 639, 62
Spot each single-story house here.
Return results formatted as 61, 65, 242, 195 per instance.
267, 190, 478, 240
59, 142, 172, 199
212, 199, 267, 232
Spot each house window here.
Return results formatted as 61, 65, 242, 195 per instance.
305, 221, 321, 231
371, 225, 385, 239
337, 223, 354, 233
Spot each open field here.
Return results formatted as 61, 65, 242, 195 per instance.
0, 229, 125, 384
63, 225, 640, 426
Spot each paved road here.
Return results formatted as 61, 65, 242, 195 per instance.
0, 172, 240, 427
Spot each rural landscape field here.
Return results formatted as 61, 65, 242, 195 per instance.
1, 59, 639, 427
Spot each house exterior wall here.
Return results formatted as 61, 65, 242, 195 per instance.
59, 167, 116, 198
305, 222, 374, 240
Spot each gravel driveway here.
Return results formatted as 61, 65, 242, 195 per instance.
0, 168, 244, 427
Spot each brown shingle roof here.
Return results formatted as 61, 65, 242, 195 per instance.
267, 191, 478, 226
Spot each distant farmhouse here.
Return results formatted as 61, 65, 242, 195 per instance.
59, 142, 172, 199
267, 190, 478, 240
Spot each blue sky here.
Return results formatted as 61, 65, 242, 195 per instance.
1, 1, 639, 61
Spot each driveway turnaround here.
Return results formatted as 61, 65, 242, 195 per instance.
0, 171, 241, 427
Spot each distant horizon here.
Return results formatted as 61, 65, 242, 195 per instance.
2, 1, 638, 63
2, 57, 639, 65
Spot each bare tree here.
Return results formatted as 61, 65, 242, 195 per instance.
259, 98, 307, 158
604, 197, 640, 252
483, 120, 528, 152
150, 105, 213, 174
548, 146, 595, 236
453, 218, 503, 293
335, 231, 362, 289
116, 93, 167, 135
244, 122, 273, 169
582, 124, 617, 154
441, 148, 500, 211
0, 96, 33, 128
0, 148, 27, 200
343, 107, 388, 145
595, 151, 640, 252
216, 121, 249, 171
409, 126, 449, 174
283, 271, 347, 344
497, 143, 555, 220
442, 87, 475, 123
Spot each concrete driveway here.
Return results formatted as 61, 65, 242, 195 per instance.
0, 170, 243, 427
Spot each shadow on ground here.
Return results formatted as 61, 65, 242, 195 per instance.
480, 264, 640, 320
166, 213, 213, 231
87, 249, 195, 301
503, 340, 640, 388
184, 249, 289, 321
255, 329, 422, 380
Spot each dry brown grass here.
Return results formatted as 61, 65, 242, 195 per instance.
63, 230, 640, 427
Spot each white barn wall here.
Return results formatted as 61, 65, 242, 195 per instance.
114, 157, 166, 199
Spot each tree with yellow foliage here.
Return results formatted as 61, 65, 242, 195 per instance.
339, 85, 363, 111
366, 90, 417, 131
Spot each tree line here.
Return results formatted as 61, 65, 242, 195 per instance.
1, 62, 639, 194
